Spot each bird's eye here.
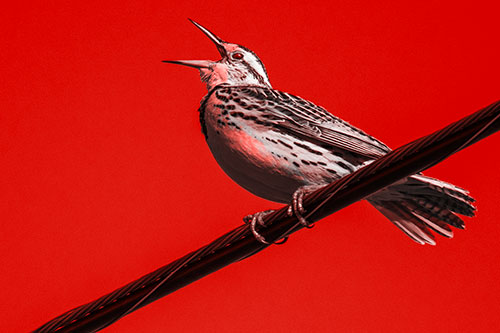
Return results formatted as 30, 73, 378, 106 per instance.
232, 52, 244, 60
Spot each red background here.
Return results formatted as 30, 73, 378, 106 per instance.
2, 1, 500, 331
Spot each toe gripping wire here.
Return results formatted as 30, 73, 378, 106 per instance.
246, 185, 327, 245
245, 210, 289, 245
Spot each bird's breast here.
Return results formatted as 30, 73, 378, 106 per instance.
200, 91, 308, 202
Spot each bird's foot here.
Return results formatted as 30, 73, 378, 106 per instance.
244, 210, 287, 245
287, 184, 325, 228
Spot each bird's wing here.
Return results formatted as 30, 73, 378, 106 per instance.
232, 86, 391, 159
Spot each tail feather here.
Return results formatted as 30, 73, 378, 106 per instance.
411, 212, 453, 238
369, 174, 475, 245
401, 200, 460, 234
374, 201, 437, 245
409, 174, 475, 205
409, 198, 466, 229
414, 195, 475, 218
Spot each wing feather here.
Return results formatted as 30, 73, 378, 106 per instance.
229, 86, 391, 159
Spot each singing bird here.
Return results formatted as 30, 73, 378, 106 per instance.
164, 20, 475, 245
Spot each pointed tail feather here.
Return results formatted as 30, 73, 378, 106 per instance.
369, 174, 475, 245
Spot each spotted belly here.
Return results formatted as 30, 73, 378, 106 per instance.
202, 96, 360, 203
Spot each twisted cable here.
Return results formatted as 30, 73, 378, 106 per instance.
34, 100, 500, 332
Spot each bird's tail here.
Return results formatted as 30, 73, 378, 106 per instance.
368, 174, 476, 245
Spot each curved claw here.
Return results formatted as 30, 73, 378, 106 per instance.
288, 185, 325, 228
243, 210, 276, 245
250, 214, 270, 244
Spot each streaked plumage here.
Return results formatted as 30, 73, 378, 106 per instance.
164, 20, 475, 245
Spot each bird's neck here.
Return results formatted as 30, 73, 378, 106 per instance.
200, 65, 271, 91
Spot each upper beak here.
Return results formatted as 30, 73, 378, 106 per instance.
162, 19, 227, 68
188, 19, 227, 57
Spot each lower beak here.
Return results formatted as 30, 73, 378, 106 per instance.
162, 59, 212, 69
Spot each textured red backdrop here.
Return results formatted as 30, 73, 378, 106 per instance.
2, 1, 500, 332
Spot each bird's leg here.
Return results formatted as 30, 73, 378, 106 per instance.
287, 184, 325, 228
243, 210, 276, 244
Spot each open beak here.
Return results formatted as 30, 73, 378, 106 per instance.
162, 19, 227, 68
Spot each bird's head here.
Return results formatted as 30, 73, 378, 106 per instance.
163, 19, 271, 91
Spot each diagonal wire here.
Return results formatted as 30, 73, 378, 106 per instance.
34, 100, 500, 332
